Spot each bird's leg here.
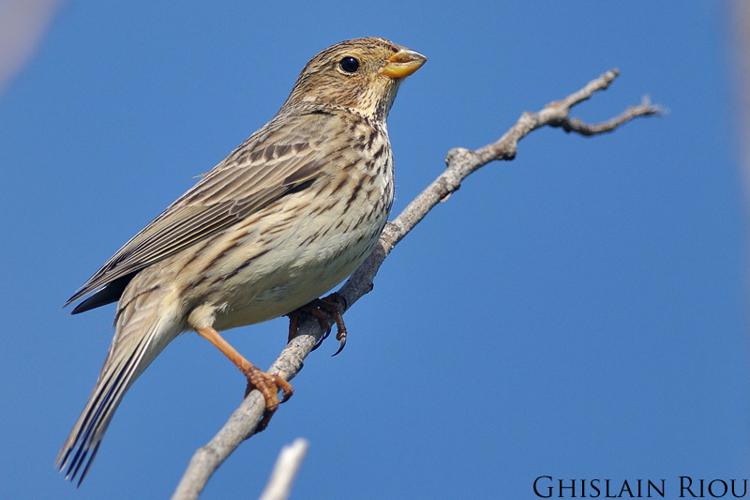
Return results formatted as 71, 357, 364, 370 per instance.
286, 292, 348, 355
194, 326, 293, 414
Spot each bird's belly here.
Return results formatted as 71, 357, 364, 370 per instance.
208, 208, 386, 331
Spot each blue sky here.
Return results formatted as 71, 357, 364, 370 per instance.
0, 1, 744, 499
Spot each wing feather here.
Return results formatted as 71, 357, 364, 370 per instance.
66, 110, 339, 307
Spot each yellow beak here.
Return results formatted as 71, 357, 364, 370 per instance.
380, 48, 427, 79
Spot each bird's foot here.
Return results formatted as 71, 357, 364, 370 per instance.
243, 366, 293, 431
243, 366, 293, 408
287, 292, 348, 355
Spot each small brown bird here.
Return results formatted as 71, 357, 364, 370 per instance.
56, 37, 426, 484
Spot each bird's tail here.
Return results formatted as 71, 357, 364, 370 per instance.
56, 284, 177, 485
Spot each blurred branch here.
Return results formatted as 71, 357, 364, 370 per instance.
171, 68, 661, 499
259, 438, 309, 500
0, 0, 61, 94
733, 0, 750, 200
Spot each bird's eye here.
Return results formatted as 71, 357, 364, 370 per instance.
339, 56, 360, 73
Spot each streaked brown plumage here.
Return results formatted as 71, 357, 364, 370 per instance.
57, 37, 425, 484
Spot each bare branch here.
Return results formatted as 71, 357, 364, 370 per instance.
259, 438, 309, 500
171, 69, 662, 499
552, 96, 663, 136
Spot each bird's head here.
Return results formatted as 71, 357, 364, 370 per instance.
283, 37, 426, 121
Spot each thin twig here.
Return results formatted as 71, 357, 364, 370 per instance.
259, 438, 309, 500
553, 96, 663, 136
171, 69, 661, 500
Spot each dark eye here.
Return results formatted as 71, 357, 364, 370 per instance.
339, 56, 359, 73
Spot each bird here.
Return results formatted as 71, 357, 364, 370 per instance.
56, 37, 426, 485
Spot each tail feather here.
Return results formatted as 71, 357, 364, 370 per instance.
56, 319, 165, 485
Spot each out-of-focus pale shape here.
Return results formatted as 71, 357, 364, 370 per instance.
733, 1, 750, 191
0, 0, 61, 94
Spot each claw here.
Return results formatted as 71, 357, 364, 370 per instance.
329, 297, 347, 356
254, 374, 293, 431
311, 326, 332, 352
332, 334, 347, 357
286, 293, 349, 354
275, 374, 294, 403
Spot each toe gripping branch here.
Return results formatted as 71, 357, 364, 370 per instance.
287, 292, 349, 356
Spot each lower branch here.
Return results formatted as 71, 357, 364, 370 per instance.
259, 438, 309, 500
171, 69, 661, 499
